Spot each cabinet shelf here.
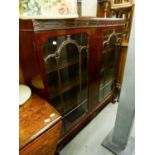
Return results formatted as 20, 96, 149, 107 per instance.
49, 71, 87, 99
100, 64, 114, 74
99, 79, 115, 101
100, 68, 115, 86
46, 56, 87, 74
64, 100, 87, 133
100, 78, 115, 90
51, 88, 88, 115
64, 97, 88, 114
46, 58, 79, 74
49, 78, 79, 99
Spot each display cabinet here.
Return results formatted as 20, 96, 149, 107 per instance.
19, 17, 126, 149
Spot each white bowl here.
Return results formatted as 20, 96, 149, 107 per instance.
19, 84, 31, 106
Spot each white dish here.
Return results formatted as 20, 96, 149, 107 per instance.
19, 84, 32, 106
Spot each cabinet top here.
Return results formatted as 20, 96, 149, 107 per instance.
19, 17, 126, 31
19, 93, 61, 150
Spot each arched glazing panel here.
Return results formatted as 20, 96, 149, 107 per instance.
99, 31, 121, 101
42, 33, 89, 120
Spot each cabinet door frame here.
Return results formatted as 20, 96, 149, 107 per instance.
34, 29, 91, 112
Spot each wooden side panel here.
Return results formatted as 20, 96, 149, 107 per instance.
19, 30, 39, 83
20, 122, 62, 155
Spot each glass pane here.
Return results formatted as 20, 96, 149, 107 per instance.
62, 101, 88, 135
59, 43, 79, 63
60, 64, 79, 90
59, 42, 80, 113
81, 48, 88, 105
47, 71, 59, 97
45, 57, 57, 73
42, 33, 89, 116
104, 80, 115, 97
63, 86, 80, 113
99, 33, 117, 101
51, 96, 61, 114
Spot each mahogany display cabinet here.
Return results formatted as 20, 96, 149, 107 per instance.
19, 17, 126, 149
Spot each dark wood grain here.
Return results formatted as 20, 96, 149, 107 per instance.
19, 93, 61, 150
19, 63, 25, 84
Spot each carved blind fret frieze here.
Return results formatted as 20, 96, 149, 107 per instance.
32, 18, 126, 31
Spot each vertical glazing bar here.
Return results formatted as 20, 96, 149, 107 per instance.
103, 44, 107, 97
102, 32, 110, 98
114, 38, 122, 90
55, 56, 65, 115
79, 48, 82, 104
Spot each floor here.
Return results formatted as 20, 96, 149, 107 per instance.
60, 102, 135, 155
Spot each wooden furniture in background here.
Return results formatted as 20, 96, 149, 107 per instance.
97, 0, 111, 17
97, 0, 134, 41
110, 1, 134, 40
20, 17, 126, 149
19, 93, 62, 155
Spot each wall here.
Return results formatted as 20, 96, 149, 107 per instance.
81, 0, 97, 16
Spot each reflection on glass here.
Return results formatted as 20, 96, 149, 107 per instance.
62, 101, 88, 135
99, 32, 120, 101
42, 33, 89, 118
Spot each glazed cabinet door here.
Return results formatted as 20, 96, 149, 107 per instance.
35, 32, 89, 134
99, 30, 122, 102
